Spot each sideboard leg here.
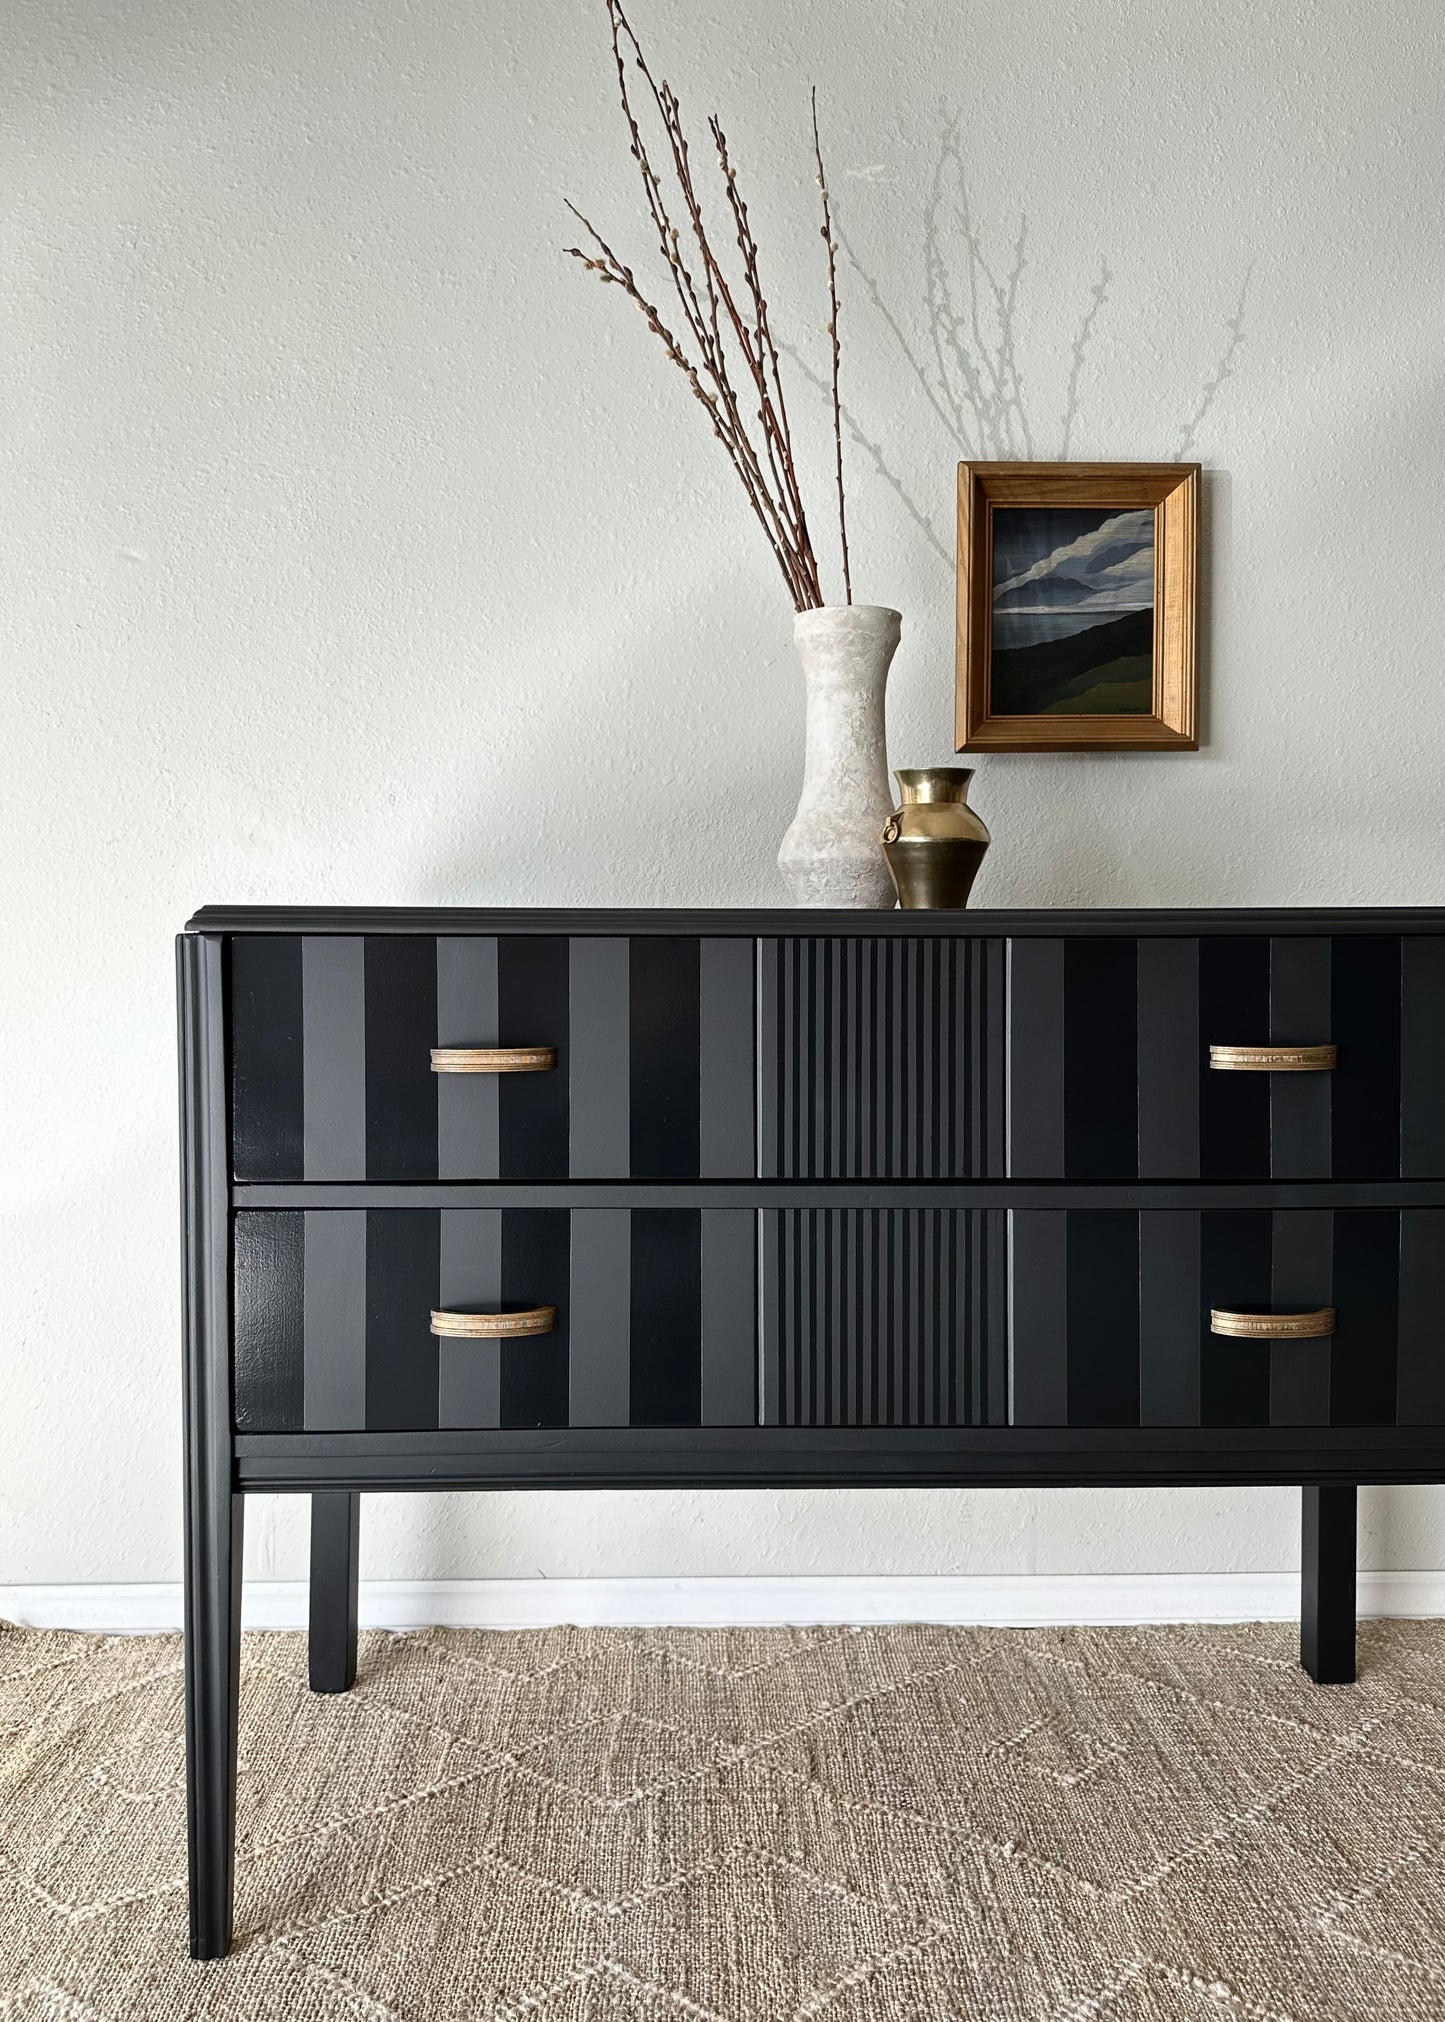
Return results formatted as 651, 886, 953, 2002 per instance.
309, 1492, 361, 1694
1300, 1484, 1357, 1685
184, 1489, 244, 1959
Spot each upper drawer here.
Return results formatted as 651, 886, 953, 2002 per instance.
229, 934, 755, 1182
1008, 934, 1445, 1181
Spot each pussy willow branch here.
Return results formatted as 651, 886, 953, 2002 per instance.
812, 87, 850, 605
565, 0, 850, 613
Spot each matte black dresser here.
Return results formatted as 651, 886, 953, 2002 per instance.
179, 905, 1445, 1955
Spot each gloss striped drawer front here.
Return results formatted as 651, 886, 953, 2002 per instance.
1010, 1208, 1445, 1429
229, 934, 755, 1182
232, 1208, 757, 1432
1008, 935, 1445, 1180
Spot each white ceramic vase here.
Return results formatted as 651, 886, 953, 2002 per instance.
777, 603, 900, 908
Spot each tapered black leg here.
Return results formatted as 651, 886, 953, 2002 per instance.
309, 1492, 361, 1693
1301, 1484, 1357, 1684
184, 1490, 244, 1958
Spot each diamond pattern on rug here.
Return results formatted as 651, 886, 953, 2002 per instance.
2, 1620, 1445, 2020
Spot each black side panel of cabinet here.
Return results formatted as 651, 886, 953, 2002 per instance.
230, 936, 304, 1181
1199, 938, 1271, 1181
1332, 937, 1402, 1179
232, 1211, 304, 1430
364, 939, 439, 1181
498, 937, 570, 1180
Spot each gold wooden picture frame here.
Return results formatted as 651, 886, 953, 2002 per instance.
956, 461, 1199, 752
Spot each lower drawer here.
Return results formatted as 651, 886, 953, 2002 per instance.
231, 1206, 1445, 1436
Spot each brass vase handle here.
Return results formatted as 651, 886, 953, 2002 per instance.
1209, 1044, 1337, 1072
431, 1047, 557, 1074
1210, 1308, 1336, 1339
430, 1306, 557, 1339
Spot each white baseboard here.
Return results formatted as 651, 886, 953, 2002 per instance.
5, 1570, 1445, 1635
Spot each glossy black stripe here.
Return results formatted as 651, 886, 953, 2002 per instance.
1066, 1211, 1139, 1426
1330, 1209, 1399, 1428
1009, 1211, 1068, 1425
759, 1207, 781, 1424
1137, 938, 1199, 1179
1269, 1210, 1332, 1426
1007, 938, 1065, 1178
436, 1208, 501, 1430
985, 940, 1007, 1177
363, 938, 438, 1181
1401, 938, 1445, 1177
756, 940, 778, 1179
497, 936, 569, 1181
1269, 938, 1332, 1180
1065, 939, 1138, 1180
1331, 936, 1402, 1179
500, 1208, 569, 1428
986, 1208, 1009, 1425
233, 1211, 303, 1430
1139, 1210, 1201, 1426
364, 1208, 439, 1431
1397, 1209, 1445, 1423
629, 1206, 701, 1425
629, 938, 700, 1180
230, 936, 304, 1181
1200, 1208, 1272, 1426
1199, 936, 1270, 1181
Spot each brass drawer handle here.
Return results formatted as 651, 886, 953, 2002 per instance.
1210, 1308, 1336, 1340
1209, 1044, 1337, 1072
431, 1047, 557, 1074
430, 1306, 557, 1339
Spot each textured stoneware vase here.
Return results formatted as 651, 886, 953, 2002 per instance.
881, 766, 991, 909
777, 604, 900, 908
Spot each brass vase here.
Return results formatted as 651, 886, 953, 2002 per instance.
880, 768, 991, 909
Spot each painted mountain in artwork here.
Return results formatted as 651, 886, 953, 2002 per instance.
990, 506, 1155, 714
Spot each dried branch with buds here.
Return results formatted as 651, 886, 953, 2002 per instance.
565, 0, 850, 613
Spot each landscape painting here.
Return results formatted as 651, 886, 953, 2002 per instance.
989, 505, 1155, 715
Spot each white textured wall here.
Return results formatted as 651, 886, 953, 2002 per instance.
3, 0, 1443, 1588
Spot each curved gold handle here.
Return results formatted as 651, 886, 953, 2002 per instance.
431, 1047, 557, 1074
1210, 1308, 1336, 1339
1209, 1044, 1337, 1072
430, 1306, 557, 1339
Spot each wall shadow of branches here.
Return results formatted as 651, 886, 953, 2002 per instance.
790, 112, 1251, 568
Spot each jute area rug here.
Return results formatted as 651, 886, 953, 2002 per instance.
2, 1619, 1444, 2020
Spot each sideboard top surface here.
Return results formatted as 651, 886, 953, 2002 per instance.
186, 905, 1445, 938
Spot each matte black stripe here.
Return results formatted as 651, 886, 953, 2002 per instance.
760, 1207, 781, 1424
230, 936, 304, 1181
1065, 939, 1138, 1180
1332, 936, 1402, 1179
1270, 1210, 1332, 1426
500, 1208, 570, 1427
568, 938, 629, 1179
364, 938, 438, 1182
1137, 938, 1199, 1179
629, 938, 701, 1180
568, 1209, 630, 1427
699, 939, 756, 1178
758, 942, 780, 1180
1139, 1210, 1201, 1426
1009, 1210, 1068, 1425
1330, 1209, 1399, 1427
1200, 1209, 1272, 1425
364, 1208, 439, 1431
436, 937, 499, 1182
1007, 938, 1064, 1178
303, 937, 366, 1180
303, 1210, 367, 1430
1067, 1211, 1140, 1426
985, 940, 1007, 1177
700, 1209, 756, 1424
497, 937, 570, 1181
1269, 938, 1332, 1180
1199, 937, 1270, 1181
986, 1207, 1009, 1426
437, 1208, 501, 1430
1401, 938, 1445, 1178
629, 1207, 701, 1425
233, 1211, 303, 1430
1397, 1208, 1445, 1423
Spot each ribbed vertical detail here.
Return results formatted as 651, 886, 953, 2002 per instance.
764, 1209, 1003, 1426
766, 938, 1003, 1178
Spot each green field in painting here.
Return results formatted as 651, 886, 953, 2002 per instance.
1039, 654, 1153, 713
991, 607, 1153, 715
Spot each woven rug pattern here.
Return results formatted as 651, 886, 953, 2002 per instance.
3, 1619, 1445, 2019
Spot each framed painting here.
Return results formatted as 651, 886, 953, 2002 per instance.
956, 462, 1199, 751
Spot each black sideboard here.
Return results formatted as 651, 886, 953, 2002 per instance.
179, 906, 1445, 1956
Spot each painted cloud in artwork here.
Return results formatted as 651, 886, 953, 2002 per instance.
993, 508, 1154, 613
